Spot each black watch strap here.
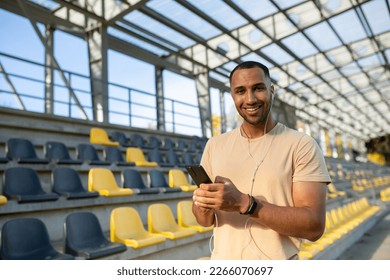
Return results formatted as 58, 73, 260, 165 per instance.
241, 195, 257, 215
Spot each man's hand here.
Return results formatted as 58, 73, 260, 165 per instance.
193, 176, 249, 213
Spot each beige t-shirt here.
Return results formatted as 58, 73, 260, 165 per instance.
201, 123, 331, 260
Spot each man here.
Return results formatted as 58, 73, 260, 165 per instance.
192, 61, 331, 260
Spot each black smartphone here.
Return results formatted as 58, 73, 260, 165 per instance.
185, 165, 212, 187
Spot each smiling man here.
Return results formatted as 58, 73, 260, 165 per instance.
192, 61, 331, 260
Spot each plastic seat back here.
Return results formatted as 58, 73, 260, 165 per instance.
45, 141, 82, 164
148, 149, 173, 167
53, 167, 99, 199
88, 168, 132, 196
4, 167, 59, 202
0, 218, 74, 260
122, 169, 147, 189
65, 212, 126, 259
123, 169, 159, 194
111, 207, 148, 240
90, 128, 119, 146
148, 203, 180, 232
177, 200, 198, 227
126, 147, 157, 167
45, 141, 70, 160
167, 149, 185, 167
6, 138, 48, 163
88, 168, 119, 191
110, 131, 131, 146
149, 170, 181, 193
78, 143, 110, 165
169, 169, 190, 187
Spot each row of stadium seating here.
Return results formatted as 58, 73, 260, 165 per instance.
0, 201, 212, 260
298, 197, 382, 260
0, 137, 202, 168
90, 127, 207, 152
0, 167, 199, 205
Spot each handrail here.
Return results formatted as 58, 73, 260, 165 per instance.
0, 52, 201, 135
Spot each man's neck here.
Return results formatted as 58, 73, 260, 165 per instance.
241, 119, 277, 139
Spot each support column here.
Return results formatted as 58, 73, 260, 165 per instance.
219, 89, 227, 134
87, 24, 109, 123
155, 67, 165, 131
195, 71, 212, 138
44, 24, 54, 114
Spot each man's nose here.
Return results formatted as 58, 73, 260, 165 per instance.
245, 90, 257, 103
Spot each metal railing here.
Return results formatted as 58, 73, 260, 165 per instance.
0, 52, 202, 136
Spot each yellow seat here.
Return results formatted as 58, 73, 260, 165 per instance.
110, 207, 166, 249
168, 169, 197, 192
90, 127, 119, 146
148, 203, 197, 240
88, 168, 133, 197
126, 147, 158, 167
328, 183, 345, 197
177, 200, 213, 233
0, 195, 7, 205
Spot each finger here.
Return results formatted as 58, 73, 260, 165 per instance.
214, 176, 231, 184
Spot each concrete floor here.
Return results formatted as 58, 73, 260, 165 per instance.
337, 212, 390, 260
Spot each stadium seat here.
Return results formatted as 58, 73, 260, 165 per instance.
177, 200, 213, 233
130, 133, 153, 150
149, 170, 182, 193
166, 149, 187, 167
6, 138, 49, 164
90, 127, 119, 146
88, 168, 133, 197
0, 218, 74, 260
3, 167, 59, 203
148, 148, 175, 167
104, 146, 135, 166
65, 212, 126, 259
327, 183, 346, 197
148, 136, 164, 150
52, 167, 99, 199
148, 203, 197, 240
168, 169, 197, 192
0, 156, 8, 163
45, 141, 83, 164
0, 195, 8, 205
162, 137, 178, 151
122, 169, 160, 194
176, 139, 189, 152
110, 207, 166, 249
183, 152, 197, 165
110, 131, 132, 147
125, 147, 158, 167
77, 143, 110, 165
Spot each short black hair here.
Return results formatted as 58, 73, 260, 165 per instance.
229, 61, 271, 83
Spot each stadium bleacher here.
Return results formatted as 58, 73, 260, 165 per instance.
0, 109, 390, 260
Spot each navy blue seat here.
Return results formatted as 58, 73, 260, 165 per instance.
148, 149, 174, 167
65, 212, 126, 259
77, 143, 110, 165
162, 137, 178, 151
122, 169, 160, 194
148, 136, 164, 150
167, 149, 187, 167
104, 146, 135, 166
183, 152, 197, 165
45, 141, 82, 164
53, 167, 99, 199
6, 138, 49, 164
149, 169, 181, 193
110, 131, 132, 147
3, 167, 59, 203
130, 133, 152, 150
0, 218, 74, 260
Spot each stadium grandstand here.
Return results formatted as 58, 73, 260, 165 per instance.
0, 0, 389, 261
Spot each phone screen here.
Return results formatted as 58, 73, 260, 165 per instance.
185, 165, 212, 187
